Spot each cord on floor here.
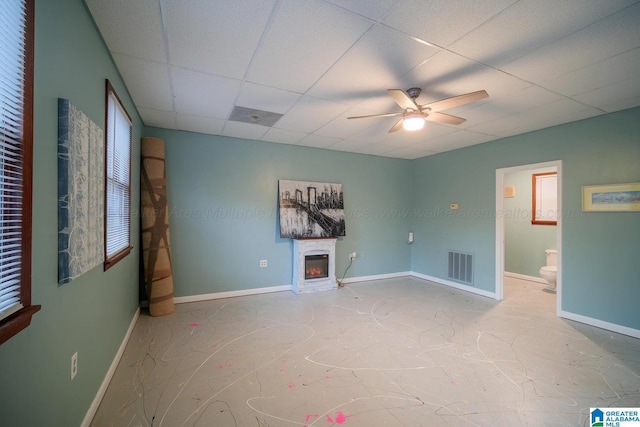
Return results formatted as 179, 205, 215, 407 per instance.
337, 258, 353, 287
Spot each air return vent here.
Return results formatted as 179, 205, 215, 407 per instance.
228, 106, 283, 127
448, 251, 473, 285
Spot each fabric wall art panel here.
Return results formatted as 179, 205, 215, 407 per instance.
57, 98, 104, 284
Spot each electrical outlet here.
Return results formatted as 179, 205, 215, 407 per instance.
349, 252, 356, 260
259, 259, 267, 268
71, 352, 78, 381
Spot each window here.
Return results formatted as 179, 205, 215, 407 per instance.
0, 0, 40, 345
532, 172, 557, 225
104, 80, 132, 269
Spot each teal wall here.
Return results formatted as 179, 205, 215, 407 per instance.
0, 1, 142, 426
411, 107, 640, 329
504, 167, 557, 277
145, 128, 413, 297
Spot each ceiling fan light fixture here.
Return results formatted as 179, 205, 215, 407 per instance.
403, 113, 425, 131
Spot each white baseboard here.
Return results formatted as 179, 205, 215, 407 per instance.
410, 271, 498, 299
504, 271, 546, 284
339, 271, 411, 285
173, 285, 291, 304
173, 273, 414, 304
82, 307, 140, 427
559, 309, 640, 339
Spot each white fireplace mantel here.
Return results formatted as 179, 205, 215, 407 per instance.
292, 238, 337, 294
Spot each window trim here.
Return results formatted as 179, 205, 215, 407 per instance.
103, 80, 133, 271
0, 0, 41, 346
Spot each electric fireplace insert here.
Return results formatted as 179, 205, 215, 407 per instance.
305, 254, 329, 279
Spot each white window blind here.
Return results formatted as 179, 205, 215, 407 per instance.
0, 0, 27, 321
105, 86, 132, 260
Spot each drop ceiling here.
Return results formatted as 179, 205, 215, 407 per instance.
85, 0, 640, 159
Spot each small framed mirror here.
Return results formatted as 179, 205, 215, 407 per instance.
532, 172, 557, 225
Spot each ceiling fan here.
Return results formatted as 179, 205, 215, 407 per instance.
348, 88, 489, 132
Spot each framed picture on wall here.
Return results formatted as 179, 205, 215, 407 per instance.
278, 180, 346, 238
582, 182, 640, 212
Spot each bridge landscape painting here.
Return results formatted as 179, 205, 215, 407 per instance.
279, 180, 346, 238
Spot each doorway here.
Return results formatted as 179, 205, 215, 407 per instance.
495, 161, 562, 316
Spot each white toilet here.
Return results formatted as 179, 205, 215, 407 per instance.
539, 249, 557, 293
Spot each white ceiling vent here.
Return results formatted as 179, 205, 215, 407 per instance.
228, 106, 283, 128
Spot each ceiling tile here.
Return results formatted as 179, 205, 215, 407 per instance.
236, 83, 301, 114
406, 51, 531, 103
171, 67, 242, 119
325, 139, 373, 152
307, 25, 440, 103
222, 121, 269, 140
383, 0, 517, 47
139, 107, 177, 129
354, 143, 398, 157
164, 0, 276, 78
469, 98, 602, 137
481, 85, 563, 114
375, 133, 418, 148
446, 102, 513, 133
316, 105, 402, 139
427, 130, 500, 152
112, 54, 173, 111
274, 96, 351, 133
246, 0, 373, 93
592, 95, 640, 114
85, 0, 166, 62
324, 0, 396, 21
297, 134, 342, 149
175, 114, 225, 135
381, 145, 437, 159
352, 93, 406, 117
87, 0, 640, 159
377, 123, 457, 147
344, 116, 403, 142
450, 0, 638, 67
501, 2, 640, 82
541, 48, 640, 97
573, 77, 640, 113
261, 128, 307, 144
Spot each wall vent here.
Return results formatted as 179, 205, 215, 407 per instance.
448, 251, 473, 285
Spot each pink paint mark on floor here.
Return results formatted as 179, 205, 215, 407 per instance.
216, 363, 232, 369
190, 323, 199, 328
288, 381, 296, 389
450, 380, 456, 385
279, 369, 287, 374
326, 412, 347, 424
305, 414, 318, 422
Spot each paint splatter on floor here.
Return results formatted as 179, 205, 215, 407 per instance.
91, 277, 640, 427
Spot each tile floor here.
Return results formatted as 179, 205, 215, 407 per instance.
91, 276, 640, 426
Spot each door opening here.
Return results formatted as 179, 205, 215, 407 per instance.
495, 161, 562, 316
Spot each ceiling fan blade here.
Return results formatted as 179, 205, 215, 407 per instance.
347, 112, 403, 119
388, 119, 404, 133
424, 90, 488, 112
388, 89, 419, 111
426, 112, 466, 125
